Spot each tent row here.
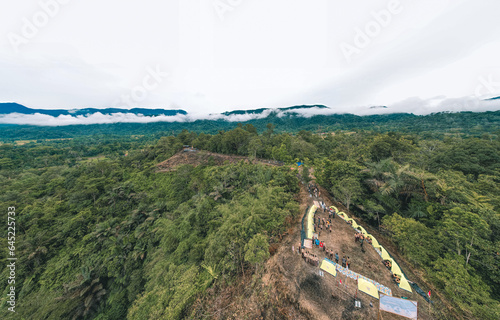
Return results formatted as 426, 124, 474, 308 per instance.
330, 206, 412, 293
320, 258, 393, 299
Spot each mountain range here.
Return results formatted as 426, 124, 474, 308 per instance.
0, 103, 187, 117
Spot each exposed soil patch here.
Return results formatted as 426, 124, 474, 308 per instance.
157, 150, 284, 172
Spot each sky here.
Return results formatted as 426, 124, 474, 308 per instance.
1, 0, 500, 120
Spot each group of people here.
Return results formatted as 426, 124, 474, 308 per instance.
328, 207, 336, 219
308, 182, 320, 198
300, 190, 358, 273
341, 254, 351, 269
308, 236, 352, 270
325, 249, 339, 263
384, 259, 392, 269
392, 273, 401, 284
300, 249, 320, 266
316, 244, 351, 270
354, 231, 366, 251
314, 216, 333, 234
309, 203, 356, 271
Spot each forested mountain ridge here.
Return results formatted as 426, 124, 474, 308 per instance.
1, 105, 499, 142
0, 102, 187, 117
1, 121, 499, 319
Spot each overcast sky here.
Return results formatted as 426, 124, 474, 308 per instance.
1, 0, 500, 116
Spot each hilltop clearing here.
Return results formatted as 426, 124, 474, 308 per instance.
156, 149, 283, 172
191, 176, 453, 320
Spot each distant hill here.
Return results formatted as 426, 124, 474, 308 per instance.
0, 103, 34, 114
0, 103, 187, 117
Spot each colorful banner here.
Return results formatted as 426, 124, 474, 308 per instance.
333, 261, 392, 296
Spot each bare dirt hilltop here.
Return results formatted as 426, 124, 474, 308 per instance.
157, 150, 283, 172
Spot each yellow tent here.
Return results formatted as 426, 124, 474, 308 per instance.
398, 275, 413, 293
369, 235, 381, 249
351, 221, 359, 229
358, 278, 379, 299
338, 212, 347, 220
358, 226, 368, 236
320, 259, 337, 277
391, 259, 402, 276
329, 206, 339, 213
380, 246, 391, 261
306, 205, 316, 239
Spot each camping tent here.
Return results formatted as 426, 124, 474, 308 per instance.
369, 235, 381, 249
329, 206, 339, 213
398, 275, 413, 293
390, 259, 402, 276
358, 226, 368, 236
320, 259, 337, 277
358, 278, 380, 299
380, 247, 391, 261
306, 205, 316, 239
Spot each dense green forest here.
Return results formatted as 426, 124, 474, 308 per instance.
1, 116, 500, 319
0, 134, 300, 319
